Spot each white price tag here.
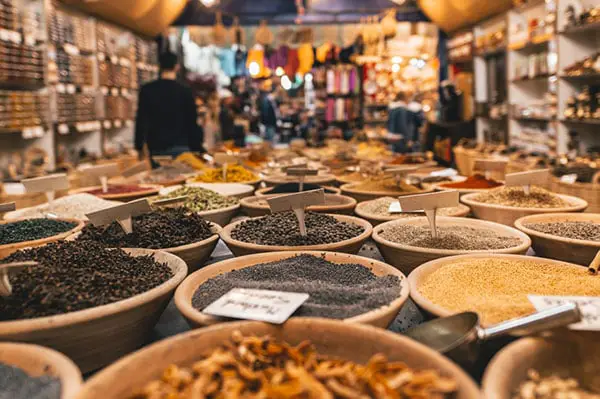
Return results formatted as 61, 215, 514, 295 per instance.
560, 174, 578, 184
388, 201, 403, 213
505, 169, 550, 195
397, 191, 460, 238
267, 189, 325, 236
529, 295, 600, 331
81, 163, 120, 182
86, 198, 151, 234
0, 202, 16, 212
203, 288, 309, 324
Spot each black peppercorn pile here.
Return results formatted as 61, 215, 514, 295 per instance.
0, 241, 173, 320
192, 254, 402, 319
0, 219, 77, 245
77, 207, 214, 249
231, 211, 365, 246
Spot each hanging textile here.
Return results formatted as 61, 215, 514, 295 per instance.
218, 48, 236, 77
297, 43, 314, 74
284, 48, 299, 77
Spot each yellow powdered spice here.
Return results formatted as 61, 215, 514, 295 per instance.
418, 258, 600, 325
191, 165, 258, 183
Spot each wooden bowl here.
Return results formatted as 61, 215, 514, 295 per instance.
355, 200, 471, 226
240, 194, 357, 217
0, 218, 85, 259
341, 183, 435, 203
255, 185, 342, 196
373, 217, 531, 274
3, 195, 121, 221
161, 223, 221, 273
69, 184, 162, 202
461, 192, 588, 226
0, 249, 187, 373
433, 180, 505, 195
0, 342, 82, 399
159, 183, 255, 200
408, 253, 591, 322
197, 203, 240, 226
263, 173, 336, 187
220, 214, 373, 256
109, 172, 186, 187
175, 251, 410, 329
76, 318, 480, 399
514, 213, 600, 266
187, 176, 262, 189
482, 333, 600, 399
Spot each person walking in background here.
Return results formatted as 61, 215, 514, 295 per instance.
135, 51, 204, 165
386, 92, 423, 153
259, 81, 279, 142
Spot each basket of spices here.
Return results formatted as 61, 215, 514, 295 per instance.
154, 186, 240, 226
408, 254, 600, 324
175, 251, 409, 328
515, 213, 600, 266
220, 212, 372, 256
255, 183, 341, 196
483, 332, 600, 399
76, 207, 220, 272
70, 184, 161, 202
0, 218, 84, 259
433, 173, 504, 194
240, 194, 357, 217
341, 178, 434, 203
3, 193, 120, 221
373, 217, 531, 274
355, 197, 470, 226
0, 241, 187, 372
188, 164, 261, 187
0, 342, 82, 399
76, 318, 479, 399
461, 186, 588, 226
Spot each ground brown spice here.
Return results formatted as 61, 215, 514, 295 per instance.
472, 186, 570, 208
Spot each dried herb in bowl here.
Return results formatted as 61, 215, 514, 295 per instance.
0, 219, 77, 245
156, 186, 238, 213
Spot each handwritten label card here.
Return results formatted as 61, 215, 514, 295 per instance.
203, 288, 309, 324
505, 169, 550, 195
152, 195, 188, 207
214, 153, 239, 181
82, 163, 120, 193
22, 174, 69, 202
529, 295, 600, 331
267, 189, 325, 236
286, 168, 318, 191
86, 198, 151, 234
0, 202, 16, 212
397, 191, 460, 238
0, 261, 38, 297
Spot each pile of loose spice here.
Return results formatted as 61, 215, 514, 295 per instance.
359, 197, 468, 218
0, 241, 172, 320
349, 178, 425, 195
472, 186, 571, 208
525, 221, 600, 241
513, 369, 600, 399
439, 174, 503, 190
130, 331, 457, 399
417, 257, 600, 325
0, 219, 77, 245
191, 165, 258, 183
78, 207, 214, 249
156, 186, 238, 213
379, 224, 523, 251
231, 212, 364, 246
192, 254, 401, 319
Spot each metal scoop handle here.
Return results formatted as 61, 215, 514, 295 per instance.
478, 303, 581, 342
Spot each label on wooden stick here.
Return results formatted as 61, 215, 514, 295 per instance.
81, 163, 120, 179
286, 168, 318, 176
505, 169, 550, 194
397, 191, 460, 238
267, 189, 325, 236
86, 199, 151, 234
0, 261, 38, 297
22, 174, 69, 202
152, 196, 188, 207
214, 153, 239, 165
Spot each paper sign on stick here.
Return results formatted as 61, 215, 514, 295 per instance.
82, 163, 120, 193
122, 161, 149, 178
152, 196, 188, 207
86, 198, 151, 234
397, 191, 460, 238
0, 261, 38, 297
267, 189, 325, 236
203, 288, 309, 324
0, 202, 16, 212
286, 168, 318, 192
22, 174, 69, 202
505, 169, 550, 195
214, 153, 239, 182
281, 163, 308, 172
474, 159, 508, 179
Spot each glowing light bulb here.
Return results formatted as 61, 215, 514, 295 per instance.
248, 62, 260, 76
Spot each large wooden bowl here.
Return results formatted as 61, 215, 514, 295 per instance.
160, 183, 255, 200
3, 195, 121, 221
255, 185, 342, 196
461, 192, 588, 226
0, 249, 187, 373
76, 318, 480, 399
240, 194, 357, 217
220, 214, 373, 256
373, 217, 531, 274
187, 176, 262, 189
69, 184, 162, 202
196, 203, 240, 226
263, 173, 336, 187
0, 218, 85, 259
482, 333, 600, 399
355, 200, 471, 226
0, 342, 82, 399
175, 251, 410, 329
433, 181, 505, 195
341, 182, 435, 203
515, 213, 600, 266
161, 223, 221, 273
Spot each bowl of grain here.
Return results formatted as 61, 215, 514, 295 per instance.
184, 182, 255, 199
432, 174, 504, 195
0, 342, 82, 399
69, 184, 162, 202
408, 254, 600, 325
514, 213, 600, 266
220, 213, 372, 256
373, 217, 531, 274
175, 251, 409, 329
76, 318, 480, 399
341, 179, 435, 203
255, 184, 341, 196
482, 332, 600, 399
461, 186, 588, 226
355, 196, 471, 226
240, 194, 357, 217
3, 194, 120, 221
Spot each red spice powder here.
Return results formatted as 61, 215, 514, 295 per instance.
86, 185, 151, 195
440, 174, 503, 189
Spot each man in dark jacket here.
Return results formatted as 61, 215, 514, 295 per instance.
135, 52, 203, 163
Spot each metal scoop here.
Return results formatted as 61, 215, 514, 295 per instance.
404, 303, 581, 367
